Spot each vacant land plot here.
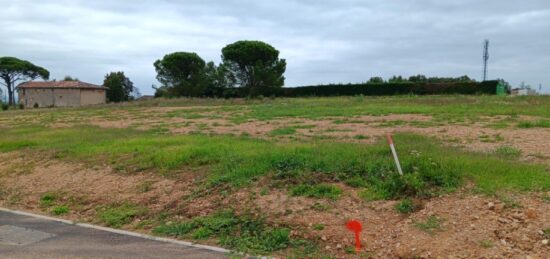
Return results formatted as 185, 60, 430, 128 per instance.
0, 95, 549, 258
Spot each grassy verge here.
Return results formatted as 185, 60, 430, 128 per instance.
152, 210, 306, 255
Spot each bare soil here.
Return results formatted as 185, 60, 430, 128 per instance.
1, 153, 549, 258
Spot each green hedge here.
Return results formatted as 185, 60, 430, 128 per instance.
215, 81, 500, 98
280, 81, 500, 97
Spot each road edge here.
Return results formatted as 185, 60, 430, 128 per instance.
0, 207, 231, 254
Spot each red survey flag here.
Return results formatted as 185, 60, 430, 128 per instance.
346, 220, 362, 252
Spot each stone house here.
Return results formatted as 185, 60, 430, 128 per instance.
17, 81, 107, 108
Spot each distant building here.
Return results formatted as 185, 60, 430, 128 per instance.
511, 88, 538, 96
18, 81, 107, 108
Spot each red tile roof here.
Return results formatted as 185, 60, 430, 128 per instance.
17, 81, 107, 90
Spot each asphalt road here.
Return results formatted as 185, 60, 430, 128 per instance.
0, 210, 227, 259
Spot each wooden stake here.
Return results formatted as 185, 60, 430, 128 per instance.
386, 134, 403, 176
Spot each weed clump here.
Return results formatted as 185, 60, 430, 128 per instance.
97, 203, 147, 228
414, 215, 443, 234
40, 192, 57, 207
494, 145, 521, 159
52, 205, 69, 215
153, 210, 294, 254
394, 199, 418, 214
517, 120, 550, 128
269, 127, 296, 136
289, 184, 342, 200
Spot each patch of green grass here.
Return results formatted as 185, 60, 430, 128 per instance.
153, 211, 295, 255
344, 246, 356, 254
229, 96, 550, 122
289, 184, 342, 200
353, 134, 369, 140
268, 124, 314, 136
493, 145, 521, 159
268, 127, 296, 136
1, 126, 550, 200
542, 228, 550, 239
52, 205, 69, 215
344, 176, 368, 187
312, 224, 325, 231
259, 188, 269, 196
377, 120, 407, 127
394, 199, 415, 214
359, 188, 387, 201
414, 215, 443, 234
479, 239, 493, 248
40, 192, 58, 207
517, 120, 550, 128
97, 203, 147, 228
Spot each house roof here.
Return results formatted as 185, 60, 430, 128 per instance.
18, 81, 107, 90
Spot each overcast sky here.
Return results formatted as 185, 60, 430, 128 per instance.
1, 0, 549, 95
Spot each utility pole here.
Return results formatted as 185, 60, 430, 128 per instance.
482, 40, 489, 81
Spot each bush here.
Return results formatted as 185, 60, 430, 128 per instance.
1, 103, 8, 111
33, 103, 39, 108
18, 103, 24, 109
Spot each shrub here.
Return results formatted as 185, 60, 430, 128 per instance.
33, 103, 39, 108
18, 103, 24, 110
1, 103, 8, 111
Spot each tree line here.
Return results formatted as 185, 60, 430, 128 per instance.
153, 40, 286, 98
1, 39, 510, 108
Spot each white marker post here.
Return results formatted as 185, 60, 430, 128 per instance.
386, 134, 403, 176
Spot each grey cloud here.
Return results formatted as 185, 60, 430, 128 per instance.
1, 0, 549, 95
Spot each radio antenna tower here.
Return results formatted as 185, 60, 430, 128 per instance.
482, 39, 489, 81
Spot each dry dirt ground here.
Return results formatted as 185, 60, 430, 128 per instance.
1, 152, 549, 258
7, 107, 547, 164
1, 105, 550, 258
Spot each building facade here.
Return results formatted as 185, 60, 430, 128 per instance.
511, 88, 538, 96
17, 81, 107, 108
